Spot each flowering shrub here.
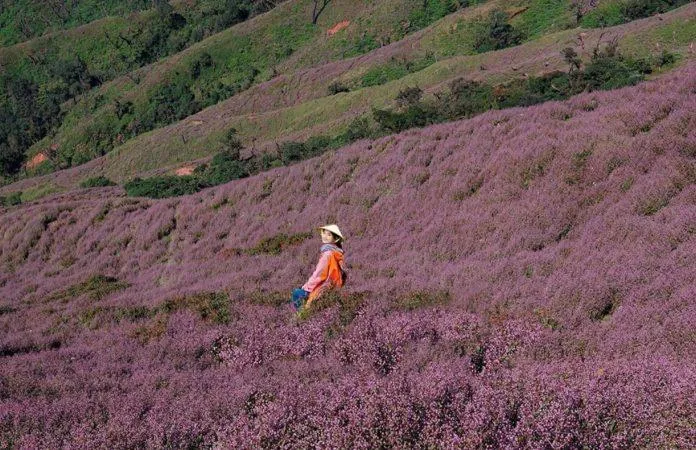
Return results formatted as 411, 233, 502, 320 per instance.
0, 64, 694, 447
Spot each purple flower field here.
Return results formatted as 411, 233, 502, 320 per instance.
1, 62, 695, 448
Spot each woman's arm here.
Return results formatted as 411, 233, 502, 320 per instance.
301, 252, 331, 292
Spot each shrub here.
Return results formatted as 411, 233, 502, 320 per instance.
279, 141, 307, 164
328, 81, 350, 95
80, 176, 117, 188
0, 191, 22, 207
473, 9, 524, 54
279, 137, 331, 165
336, 116, 373, 143
583, 54, 645, 91
206, 152, 250, 185
436, 78, 494, 119
189, 52, 214, 79
396, 86, 424, 108
654, 49, 676, 68
221, 128, 244, 156
360, 54, 436, 88
138, 78, 201, 131
124, 176, 209, 198
373, 104, 435, 133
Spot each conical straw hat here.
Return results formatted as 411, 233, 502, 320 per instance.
318, 224, 345, 241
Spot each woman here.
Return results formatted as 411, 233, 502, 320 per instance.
291, 224, 346, 311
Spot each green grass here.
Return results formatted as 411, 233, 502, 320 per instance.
20, 183, 61, 203
581, 1, 626, 28
358, 53, 437, 87
46, 275, 130, 303
513, 0, 575, 39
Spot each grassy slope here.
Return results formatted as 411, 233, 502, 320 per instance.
2, 1, 695, 200
21, 0, 432, 164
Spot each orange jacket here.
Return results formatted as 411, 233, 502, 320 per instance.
302, 245, 345, 306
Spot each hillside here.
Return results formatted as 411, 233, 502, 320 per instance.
4, 0, 468, 179
2, 1, 694, 202
1, 63, 694, 446
0, 0, 290, 185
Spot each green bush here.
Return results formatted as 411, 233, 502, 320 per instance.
583, 53, 646, 91
138, 78, 201, 131
435, 78, 494, 120
206, 152, 250, 185
328, 81, 350, 95
188, 52, 214, 79
360, 53, 437, 88
296, 290, 367, 326
334, 116, 374, 146
373, 104, 436, 133
0, 191, 22, 207
279, 138, 332, 165
124, 175, 209, 198
473, 9, 524, 54
80, 176, 117, 188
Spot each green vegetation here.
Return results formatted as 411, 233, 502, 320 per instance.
124, 175, 209, 199
0, 0, 285, 178
472, 8, 524, 53
296, 290, 367, 327
244, 232, 314, 256
80, 176, 117, 188
406, 0, 476, 33
74, 291, 233, 335
247, 290, 289, 307
160, 291, 232, 325
124, 117, 373, 198
392, 290, 452, 311
514, 0, 574, 39
46, 274, 129, 303
122, 42, 676, 200
0, 191, 22, 207
580, 0, 690, 27
2, 0, 693, 199
3, 0, 498, 180
359, 53, 437, 88
0, 0, 150, 45
372, 45, 674, 133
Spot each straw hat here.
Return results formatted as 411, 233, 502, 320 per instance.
318, 224, 345, 242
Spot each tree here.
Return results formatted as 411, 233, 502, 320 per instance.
311, 0, 331, 25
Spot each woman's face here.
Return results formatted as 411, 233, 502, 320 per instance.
320, 229, 336, 244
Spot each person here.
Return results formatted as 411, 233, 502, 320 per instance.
291, 224, 346, 311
